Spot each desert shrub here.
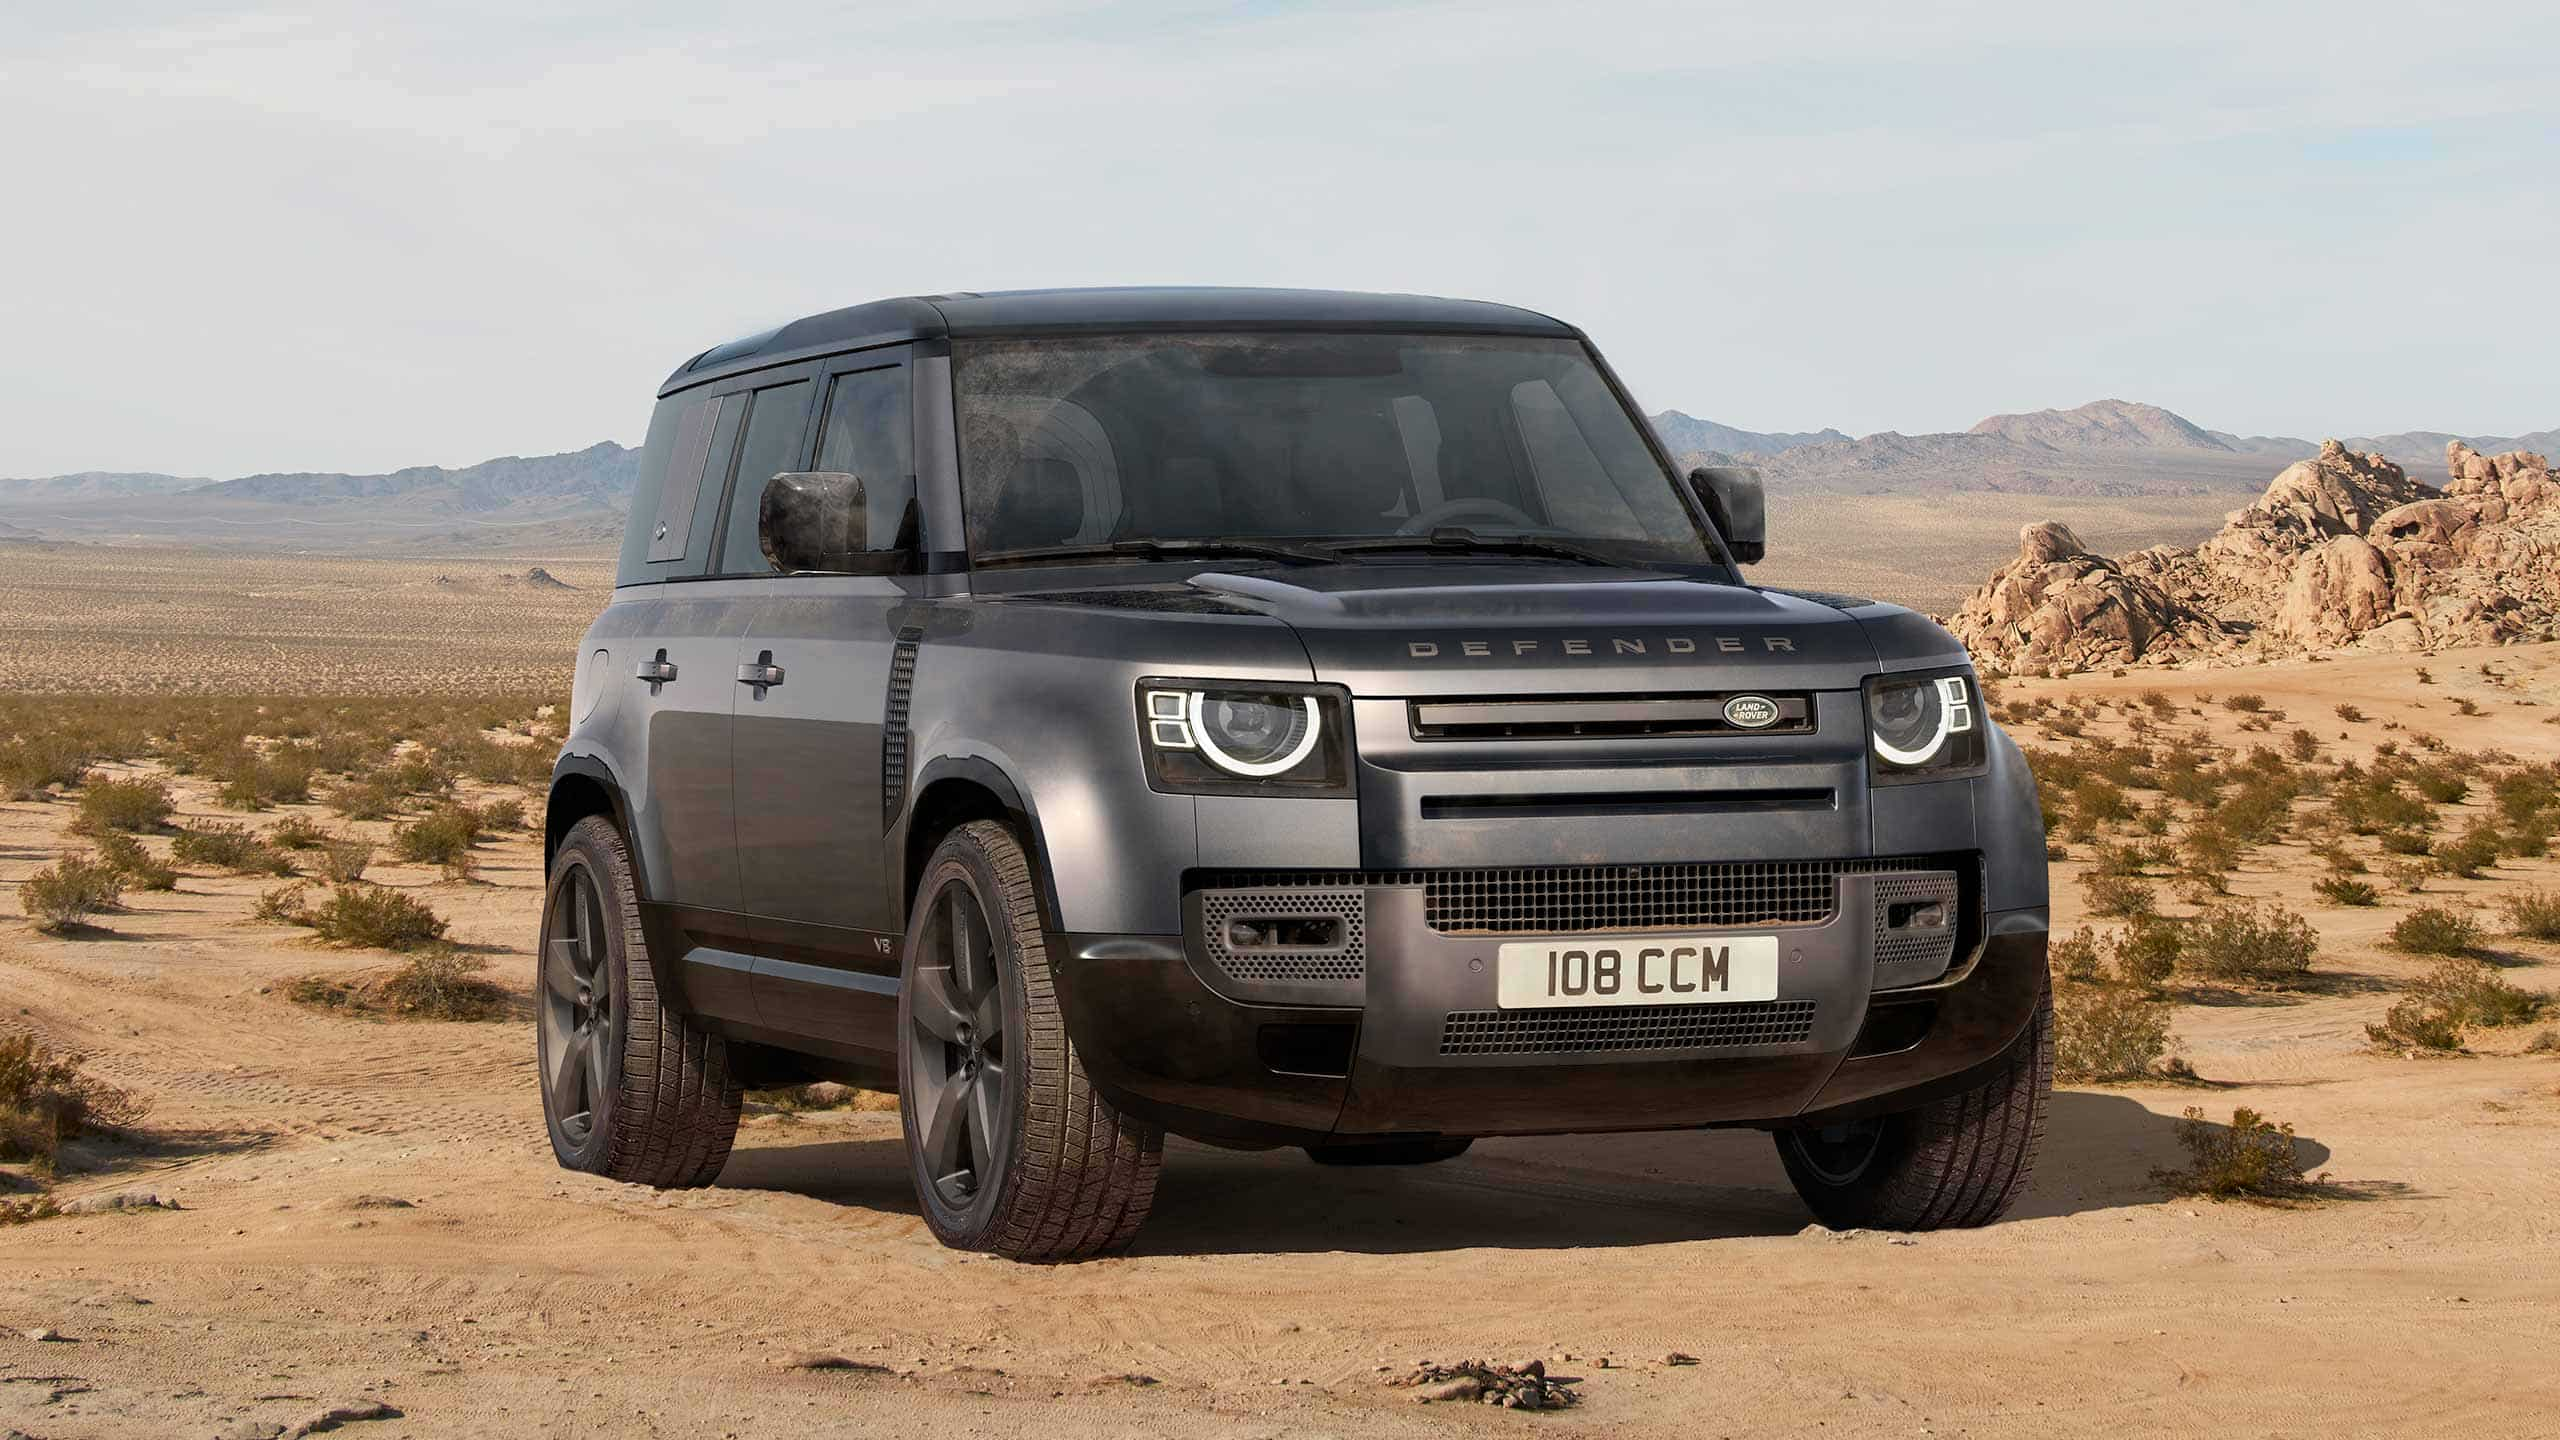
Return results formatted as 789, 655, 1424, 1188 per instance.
2314, 843, 2367, 876
373, 952, 508, 1020
2113, 915, 2183, 989
2411, 767, 2470, 805
266, 816, 331, 850
317, 838, 375, 884
2334, 703, 2366, 722
2084, 873, 2158, 920
2432, 827, 2502, 879
170, 822, 294, 876
2493, 771, 2556, 827
2505, 889, 2560, 941
73, 777, 175, 835
2333, 779, 2432, 835
2090, 841, 2167, 877
0, 1029, 147, 1172
2070, 778, 2132, 828
252, 882, 312, 925
2155, 1106, 2317, 1199
215, 751, 315, 811
2527, 1029, 2560, 1055
2180, 902, 2317, 987
2503, 822, 2551, 859
2390, 906, 2483, 957
91, 832, 177, 891
17, 854, 126, 932
2366, 997, 2465, 1052
0, 734, 93, 798
2052, 926, 2106, 984
2054, 981, 2178, 1081
473, 796, 528, 832
2287, 728, 2320, 762
2222, 693, 2266, 714
2384, 860, 2431, 894
326, 777, 403, 822
2312, 876, 2380, 907
391, 805, 482, 869
2379, 828, 2433, 857
305, 885, 448, 950
2454, 697, 2483, 717
386, 754, 455, 797
2406, 958, 2544, 1029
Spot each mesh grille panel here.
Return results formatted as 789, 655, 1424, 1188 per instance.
1440, 1000, 1819, 1056
1423, 858, 1930, 935
1198, 888, 1366, 985
1872, 870, 1961, 969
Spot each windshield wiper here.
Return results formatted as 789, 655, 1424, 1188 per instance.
976, 538, 1336, 569
1318, 528, 1622, 566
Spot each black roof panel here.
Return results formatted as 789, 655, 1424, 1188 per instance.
662, 286, 1576, 395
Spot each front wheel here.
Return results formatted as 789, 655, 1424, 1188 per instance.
1773, 989, 2051, 1230
897, 820, 1163, 1261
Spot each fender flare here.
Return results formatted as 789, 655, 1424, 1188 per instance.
903, 752, 1065, 935
546, 751, 689, 1010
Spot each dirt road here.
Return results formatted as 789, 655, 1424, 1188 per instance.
6, 651, 2560, 1438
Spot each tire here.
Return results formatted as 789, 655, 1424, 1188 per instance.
1305, 1138, 1474, 1166
1773, 987, 2051, 1230
897, 820, 1163, 1262
537, 814, 742, 1188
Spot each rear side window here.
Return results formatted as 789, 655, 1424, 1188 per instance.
713, 380, 816, 574
812, 364, 916, 561
617, 393, 730, 584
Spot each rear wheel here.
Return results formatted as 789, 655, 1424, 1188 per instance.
897, 820, 1163, 1261
1774, 988, 2051, 1230
538, 815, 742, 1187
1305, 1138, 1473, 1166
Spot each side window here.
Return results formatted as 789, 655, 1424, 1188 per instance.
812, 364, 916, 559
615, 393, 729, 583
713, 380, 815, 575
649, 395, 729, 563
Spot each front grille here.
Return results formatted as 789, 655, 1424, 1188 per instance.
1439, 1000, 1819, 1056
1191, 858, 1944, 936
1423, 858, 1930, 935
1198, 887, 1366, 986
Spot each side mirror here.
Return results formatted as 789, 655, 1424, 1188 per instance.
1688, 465, 1766, 565
757, 471, 866, 573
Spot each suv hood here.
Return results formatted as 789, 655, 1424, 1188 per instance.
1186, 564, 1949, 697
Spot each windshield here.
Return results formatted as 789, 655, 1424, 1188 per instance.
952, 332, 1724, 570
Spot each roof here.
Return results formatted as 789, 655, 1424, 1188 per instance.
661, 286, 1576, 395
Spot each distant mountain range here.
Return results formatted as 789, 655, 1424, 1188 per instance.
4, 399, 2553, 549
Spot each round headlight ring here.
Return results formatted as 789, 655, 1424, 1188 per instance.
1188, 691, 1323, 778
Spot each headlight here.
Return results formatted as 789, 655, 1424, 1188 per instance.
1138, 681, 1351, 794
1866, 671, 1985, 781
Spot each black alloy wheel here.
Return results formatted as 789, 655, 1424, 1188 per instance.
539, 858, 616, 1156
902, 878, 1022, 1221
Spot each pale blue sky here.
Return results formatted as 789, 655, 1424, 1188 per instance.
5, 2, 2554, 477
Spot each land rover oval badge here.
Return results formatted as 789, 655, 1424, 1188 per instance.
1723, 694, 1782, 730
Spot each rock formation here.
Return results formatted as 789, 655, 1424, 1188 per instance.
1947, 439, 2560, 672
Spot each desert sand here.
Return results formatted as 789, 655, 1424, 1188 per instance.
4, 630, 2559, 1437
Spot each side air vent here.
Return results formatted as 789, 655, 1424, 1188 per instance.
881, 634, 919, 824
1439, 1000, 1819, 1057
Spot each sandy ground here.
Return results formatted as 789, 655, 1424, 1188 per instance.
5, 649, 2560, 1439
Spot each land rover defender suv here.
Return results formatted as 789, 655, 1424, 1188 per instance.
541, 288, 2051, 1261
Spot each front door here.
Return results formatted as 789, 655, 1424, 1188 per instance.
726, 354, 919, 1052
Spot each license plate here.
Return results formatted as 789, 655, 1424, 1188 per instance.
1495, 935, 1779, 1009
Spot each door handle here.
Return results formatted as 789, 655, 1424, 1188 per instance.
737, 650, 786, 691
634, 651, 679, 683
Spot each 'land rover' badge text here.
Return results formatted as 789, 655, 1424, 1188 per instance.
1723, 694, 1782, 730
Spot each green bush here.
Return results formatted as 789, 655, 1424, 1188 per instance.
215, 752, 315, 811
2113, 915, 2183, 989
92, 832, 177, 891
374, 951, 508, 1020
473, 796, 528, 832
171, 822, 295, 876
252, 882, 312, 925
305, 885, 449, 950
2222, 694, 2267, 714
73, 777, 174, 834
17, 854, 126, 933
2180, 902, 2318, 987
266, 816, 331, 850
391, 805, 482, 871
2406, 958, 2544, 1029
2379, 828, 2433, 857
2154, 1106, 2315, 1199
2366, 997, 2464, 1053
0, 734, 92, 799
2390, 906, 2484, 957
2312, 876, 2381, 907
2432, 827, 2502, 879
2505, 889, 2560, 941
326, 777, 402, 822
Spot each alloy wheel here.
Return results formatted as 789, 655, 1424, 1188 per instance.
905, 881, 1013, 1211
540, 862, 615, 1149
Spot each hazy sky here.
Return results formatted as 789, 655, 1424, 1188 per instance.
6, 2, 2555, 478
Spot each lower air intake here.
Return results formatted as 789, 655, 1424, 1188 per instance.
1438, 999, 1819, 1057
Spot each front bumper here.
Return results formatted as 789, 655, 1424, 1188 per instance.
1055, 859, 2050, 1148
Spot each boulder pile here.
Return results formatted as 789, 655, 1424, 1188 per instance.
1949, 439, 2560, 673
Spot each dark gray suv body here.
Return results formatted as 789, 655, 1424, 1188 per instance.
539, 288, 2052, 1260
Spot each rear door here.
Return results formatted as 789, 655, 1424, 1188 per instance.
728, 351, 920, 1052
